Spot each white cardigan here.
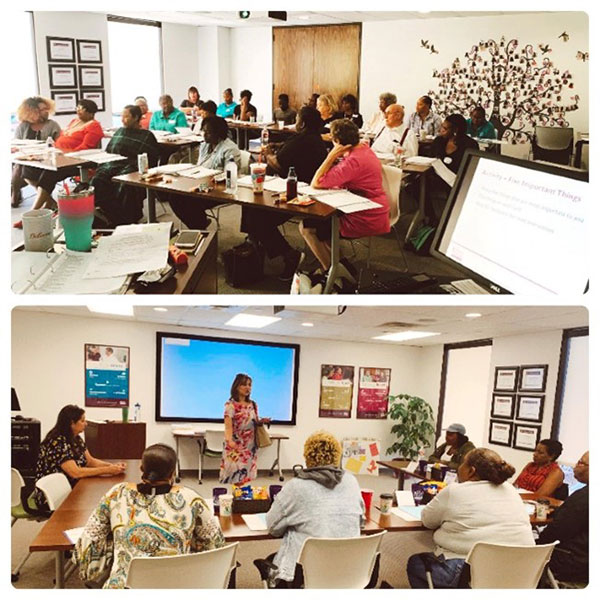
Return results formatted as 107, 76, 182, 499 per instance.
421, 480, 534, 559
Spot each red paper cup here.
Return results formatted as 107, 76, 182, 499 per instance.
360, 488, 374, 511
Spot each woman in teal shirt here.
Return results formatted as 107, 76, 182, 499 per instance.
466, 106, 497, 139
149, 94, 187, 133
216, 88, 237, 118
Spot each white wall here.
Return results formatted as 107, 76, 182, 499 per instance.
196, 26, 232, 104
360, 12, 589, 160
229, 26, 273, 120
11, 310, 427, 472
162, 22, 201, 107
32, 12, 113, 128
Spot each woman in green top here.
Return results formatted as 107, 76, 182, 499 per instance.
428, 423, 475, 470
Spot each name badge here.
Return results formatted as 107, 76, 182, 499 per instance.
169, 119, 176, 124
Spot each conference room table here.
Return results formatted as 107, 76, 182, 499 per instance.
11, 150, 91, 179
113, 172, 346, 294
172, 430, 289, 483
225, 120, 296, 149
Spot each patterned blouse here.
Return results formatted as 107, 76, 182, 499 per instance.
515, 461, 561, 492
73, 482, 225, 589
34, 434, 87, 507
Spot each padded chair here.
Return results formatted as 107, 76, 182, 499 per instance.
197, 430, 224, 484
125, 542, 239, 589
532, 126, 574, 166
297, 531, 386, 589
421, 541, 558, 588
35, 472, 72, 511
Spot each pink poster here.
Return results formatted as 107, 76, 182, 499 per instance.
357, 367, 391, 419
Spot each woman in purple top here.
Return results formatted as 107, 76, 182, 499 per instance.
300, 119, 389, 272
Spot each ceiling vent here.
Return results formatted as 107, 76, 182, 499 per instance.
377, 321, 419, 329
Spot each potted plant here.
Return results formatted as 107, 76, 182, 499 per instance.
386, 393, 436, 462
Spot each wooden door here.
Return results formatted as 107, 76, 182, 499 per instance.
273, 24, 361, 116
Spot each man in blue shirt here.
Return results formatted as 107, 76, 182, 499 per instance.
149, 95, 187, 133
216, 88, 237, 118
466, 106, 497, 139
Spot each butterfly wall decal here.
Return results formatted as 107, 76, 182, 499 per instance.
576, 51, 589, 62
558, 31, 569, 42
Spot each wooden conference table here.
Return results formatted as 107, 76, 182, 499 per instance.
172, 430, 289, 483
113, 172, 346, 294
11, 150, 90, 177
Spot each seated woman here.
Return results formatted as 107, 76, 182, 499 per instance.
73, 443, 225, 588
316, 94, 343, 142
340, 94, 363, 129
300, 119, 389, 274
425, 113, 479, 223
34, 405, 125, 509
180, 85, 203, 114
168, 116, 241, 229
12, 96, 61, 207
240, 106, 328, 281
91, 104, 160, 227
192, 99, 217, 133
407, 448, 534, 588
258, 431, 364, 588
514, 439, 564, 497
22, 99, 103, 211
428, 423, 475, 471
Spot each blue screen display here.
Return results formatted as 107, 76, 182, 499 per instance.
158, 334, 299, 423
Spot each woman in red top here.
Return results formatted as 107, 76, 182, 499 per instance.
300, 118, 389, 273
23, 99, 103, 211
514, 439, 564, 497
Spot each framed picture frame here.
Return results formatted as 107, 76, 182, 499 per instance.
490, 394, 516, 419
84, 344, 130, 408
46, 36, 75, 62
513, 423, 541, 451
494, 366, 519, 392
49, 64, 77, 89
76, 39, 102, 63
78, 65, 104, 89
516, 394, 545, 423
488, 420, 513, 447
519, 364, 548, 392
80, 90, 105, 112
51, 91, 78, 115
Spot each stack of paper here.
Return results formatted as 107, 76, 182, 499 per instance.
65, 149, 128, 164
147, 164, 194, 176
314, 190, 380, 214
64, 527, 85, 545
391, 505, 424, 521
178, 166, 221, 179
241, 513, 269, 531
404, 156, 437, 165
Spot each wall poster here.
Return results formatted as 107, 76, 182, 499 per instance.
357, 367, 391, 419
341, 438, 380, 476
319, 364, 354, 418
85, 344, 130, 407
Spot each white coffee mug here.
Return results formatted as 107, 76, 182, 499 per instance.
22, 209, 54, 252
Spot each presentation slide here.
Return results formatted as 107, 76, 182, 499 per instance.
157, 333, 299, 423
439, 157, 587, 294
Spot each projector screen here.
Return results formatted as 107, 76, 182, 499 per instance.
156, 332, 299, 424
433, 151, 588, 295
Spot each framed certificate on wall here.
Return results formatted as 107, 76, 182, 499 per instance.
488, 420, 513, 447
490, 394, 516, 419
46, 36, 75, 62
51, 91, 78, 115
80, 90, 105, 112
76, 39, 102, 63
49, 64, 77, 89
516, 395, 545, 423
513, 424, 541, 451
494, 366, 519, 392
78, 65, 104, 88
519, 364, 548, 392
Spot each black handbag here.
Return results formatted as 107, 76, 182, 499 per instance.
221, 239, 264, 287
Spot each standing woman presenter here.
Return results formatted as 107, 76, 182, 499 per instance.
220, 373, 270, 485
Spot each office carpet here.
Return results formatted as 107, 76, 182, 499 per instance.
11, 469, 433, 589
11, 186, 463, 295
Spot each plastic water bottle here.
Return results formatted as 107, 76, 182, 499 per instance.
133, 403, 141, 422
45, 136, 55, 163
261, 126, 269, 147
225, 157, 238, 193
286, 166, 297, 200
393, 142, 403, 167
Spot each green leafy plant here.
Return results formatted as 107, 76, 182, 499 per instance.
386, 394, 436, 460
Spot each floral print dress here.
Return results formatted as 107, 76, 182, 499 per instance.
219, 399, 258, 485
73, 482, 225, 588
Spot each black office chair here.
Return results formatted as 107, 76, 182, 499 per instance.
531, 126, 574, 165
553, 483, 569, 501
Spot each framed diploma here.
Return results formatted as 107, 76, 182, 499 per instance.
519, 364, 548, 392
513, 424, 541, 451
49, 64, 77, 89
80, 90, 105, 112
46, 36, 75, 62
494, 366, 519, 392
78, 65, 104, 88
516, 395, 545, 423
51, 91, 78, 115
76, 39, 102, 63
490, 394, 516, 419
488, 420, 513, 447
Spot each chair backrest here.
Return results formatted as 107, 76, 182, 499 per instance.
11, 468, 25, 509
298, 531, 386, 588
534, 126, 574, 151
465, 541, 558, 588
35, 472, 71, 511
553, 482, 569, 501
204, 430, 225, 453
381, 164, 403, 227
239, 150, 251, 175
126, 543, 239, 589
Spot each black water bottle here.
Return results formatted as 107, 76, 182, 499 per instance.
286, 166, 297, 200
